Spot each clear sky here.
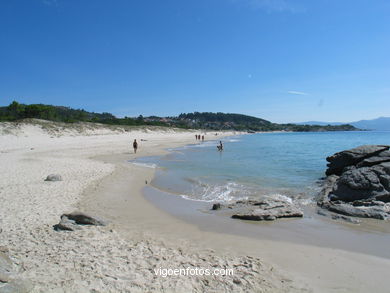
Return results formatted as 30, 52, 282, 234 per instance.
1, 0, 389, 123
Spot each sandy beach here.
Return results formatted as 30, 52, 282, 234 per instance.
1, 120, 390, 293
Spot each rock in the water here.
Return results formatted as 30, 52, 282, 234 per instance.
212, 199, 303, 221
54, 212, 107, 231
44, 174, 62, 182
326, 145, 389, 176
211, 203, 222, 210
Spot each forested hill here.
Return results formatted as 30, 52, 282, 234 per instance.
0, 101, 358, 132
177, 112, 271, 130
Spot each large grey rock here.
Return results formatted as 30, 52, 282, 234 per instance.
318, 146, 390, 220
326, 145, 389, 176
44, 174, 62, 182
330, 167, 389, 202
212, 199, 303, 221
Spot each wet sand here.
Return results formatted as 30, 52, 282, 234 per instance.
81, 150, 390, 293
144, 186, 390, 259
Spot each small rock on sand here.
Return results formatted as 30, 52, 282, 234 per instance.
54, 212, 107, 231
44, 174, 62, 182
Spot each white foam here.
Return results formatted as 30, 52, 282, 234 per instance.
131, 162, 158, 169
181, 181, 250, 203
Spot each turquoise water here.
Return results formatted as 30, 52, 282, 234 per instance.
134, 131, 390, 203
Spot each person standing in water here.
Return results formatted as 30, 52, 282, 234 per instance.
217, 141, 223, 151
133, 139, 138, 154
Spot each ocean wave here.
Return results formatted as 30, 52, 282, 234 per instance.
176, 177, 308, 205
185, 141, 217, 149
179, 180, 251, 202
131, 162, 158, 169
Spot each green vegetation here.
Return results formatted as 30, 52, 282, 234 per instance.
0, 101, 166, 126
0, 101, 358, 132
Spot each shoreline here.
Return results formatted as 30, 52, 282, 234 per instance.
143, 185, 390, 259
1, 122, 390, 292
140, 134, 390, 253
79, 136, 390, 292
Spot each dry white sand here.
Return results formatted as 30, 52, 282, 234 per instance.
1, 120, 390, 293
0, 120, 302, 293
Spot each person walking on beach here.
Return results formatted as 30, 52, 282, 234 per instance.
195, 134, 198, 140
133, 139, 138, 154
202, 135, 204, 142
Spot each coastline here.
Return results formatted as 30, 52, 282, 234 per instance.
1, 122, 390, 292
79, 133, 390, 292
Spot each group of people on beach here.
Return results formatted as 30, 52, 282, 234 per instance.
194, 134, 223, 151
195, 134, 204, 141
132, 135, 222, 154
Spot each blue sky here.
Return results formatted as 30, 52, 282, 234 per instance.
0, 0, 389, 123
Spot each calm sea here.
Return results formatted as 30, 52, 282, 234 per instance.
133, 131, 390, 204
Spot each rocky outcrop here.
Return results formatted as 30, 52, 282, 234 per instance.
325, 145, 389, 176
211, 199, 303, 221
318, 145, 390, 220
54, 212, 107, 231
44, 174, 62, 182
